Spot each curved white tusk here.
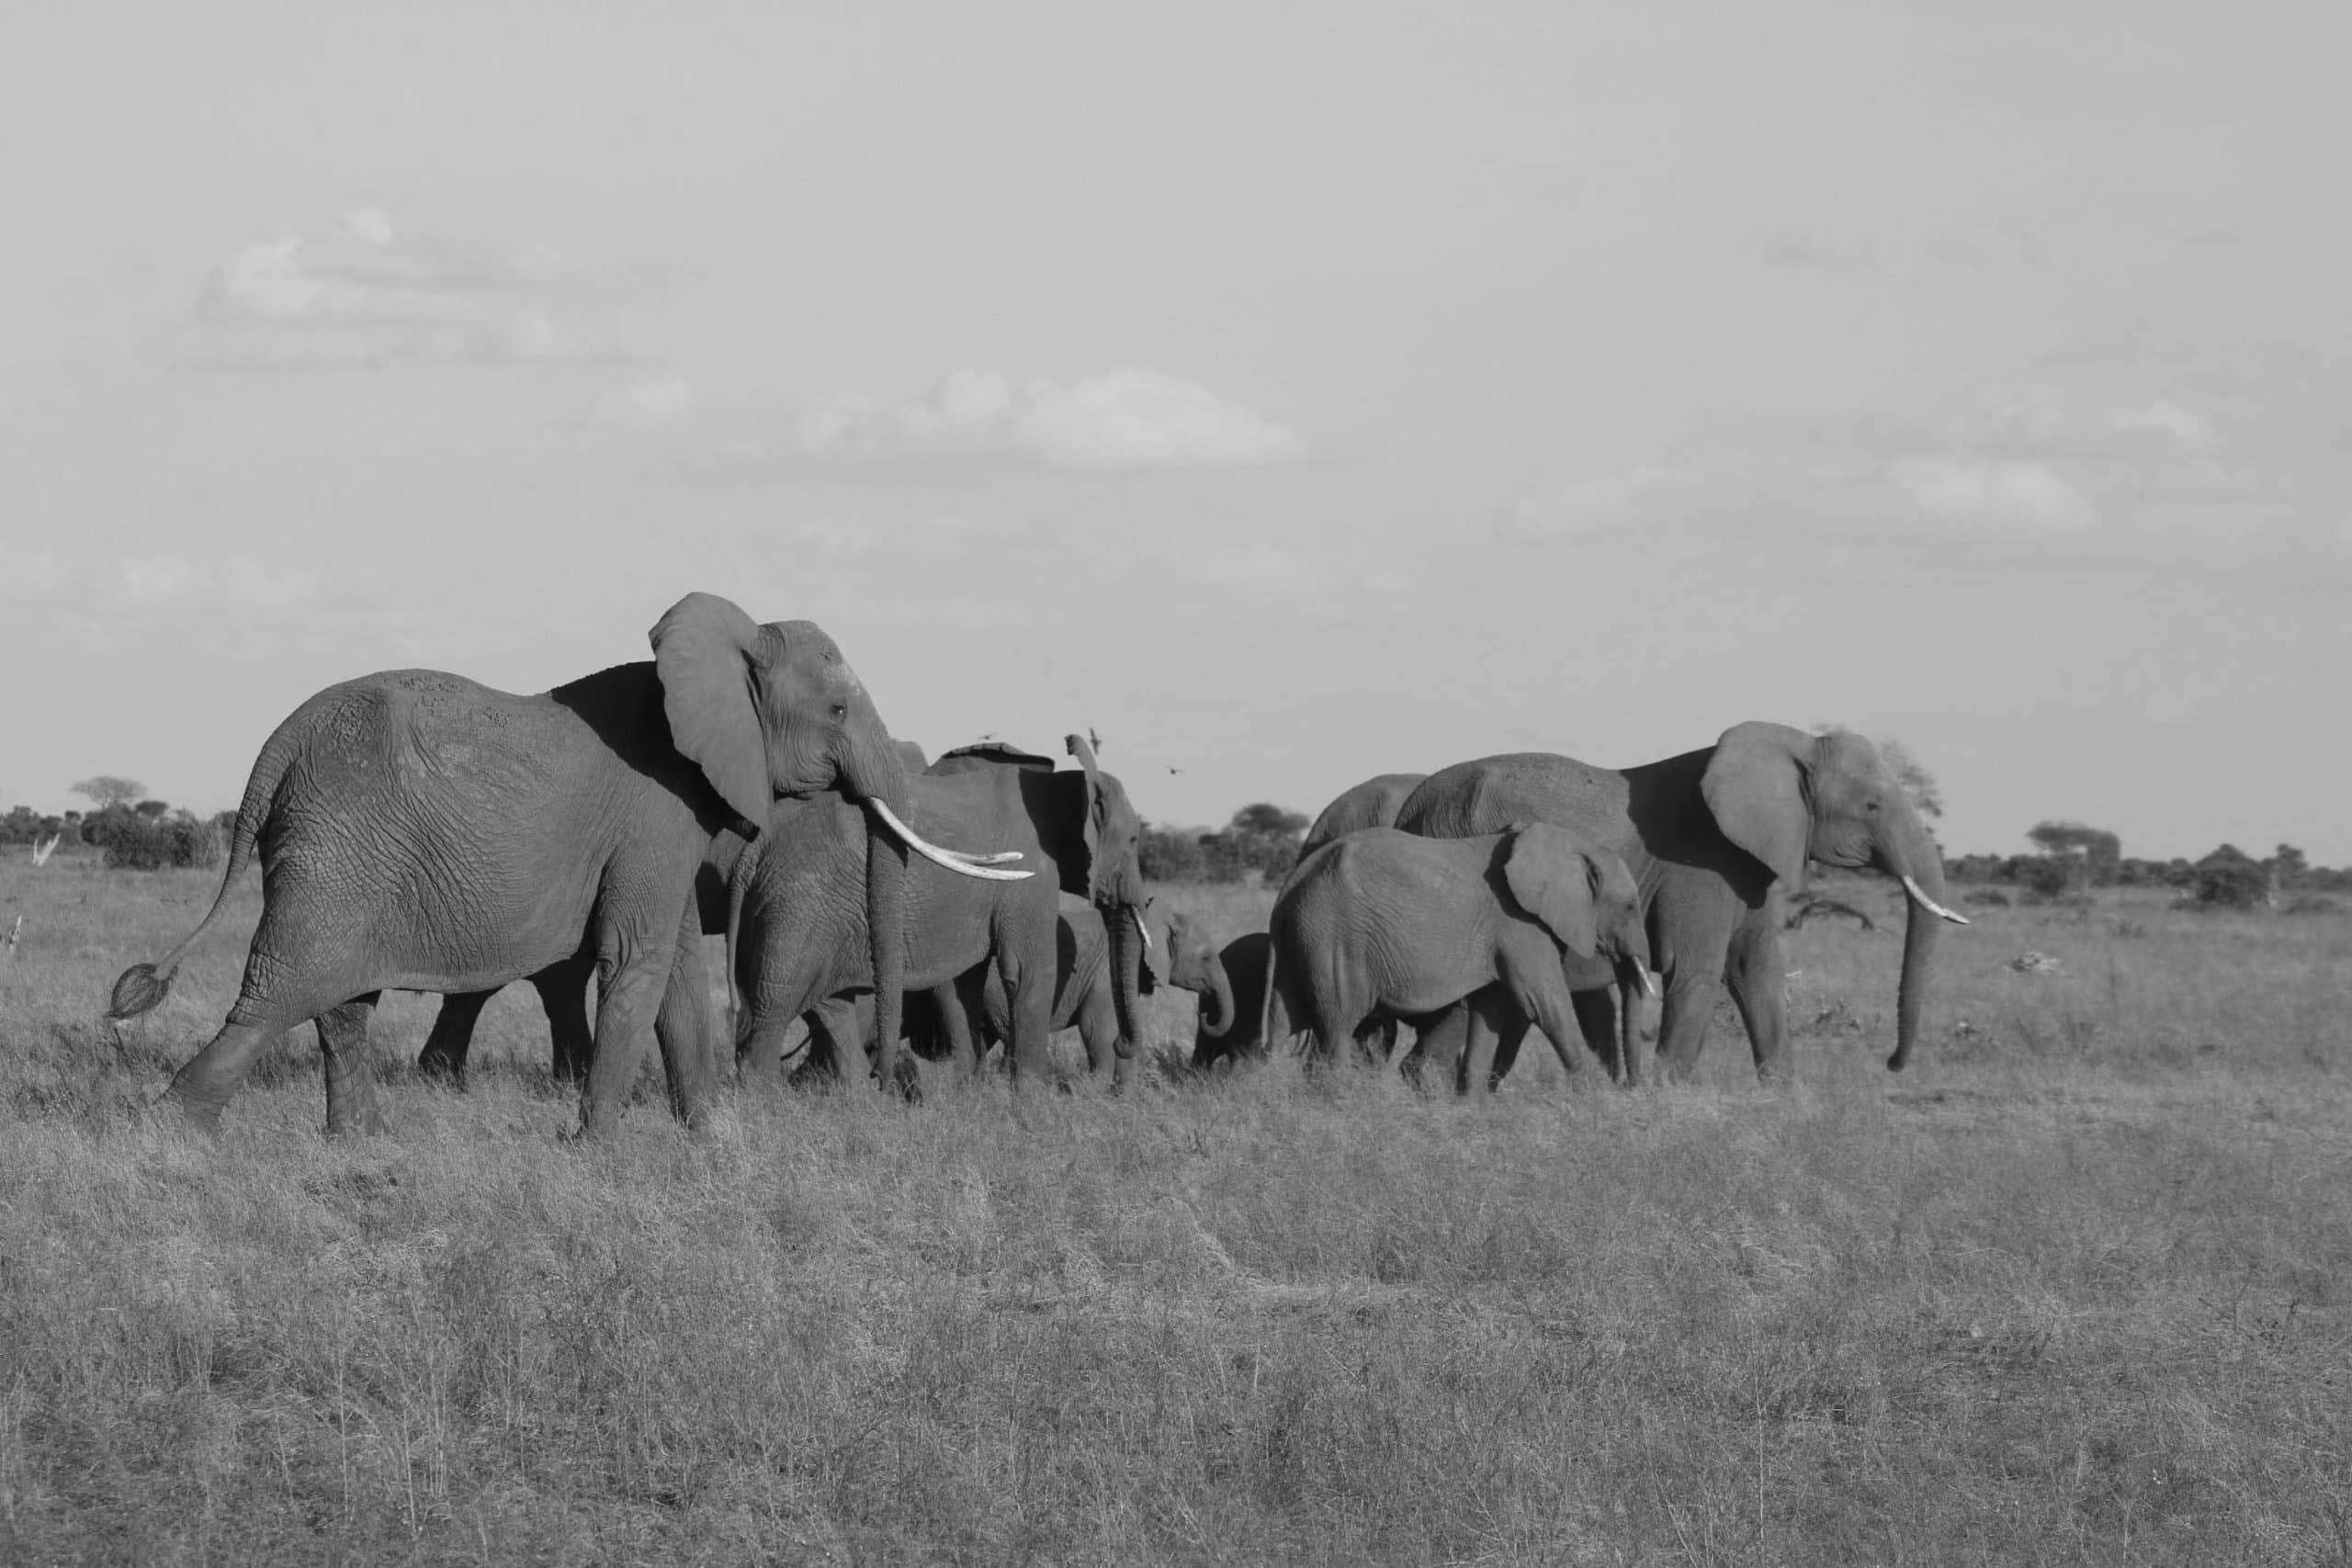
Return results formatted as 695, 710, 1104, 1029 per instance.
1634, 967, 1657, 999
1133, 908, 1154, 952
1900, 874, 1970, 925
868, 800, 1034, 882
944, 848, 1026, 865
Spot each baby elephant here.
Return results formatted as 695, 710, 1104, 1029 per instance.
1268, 825, 1652, 1080
1159, 914, 1273, 1070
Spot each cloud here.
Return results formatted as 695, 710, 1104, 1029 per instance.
1885, 457, 2098, 532
1504, 465, 1704, 537
182, 206, 630, 370
692, 368, 1305, 480
117, 555, 196, 603
594, 374, 697, 427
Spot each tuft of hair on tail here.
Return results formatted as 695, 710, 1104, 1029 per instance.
106, 963, 175, 1021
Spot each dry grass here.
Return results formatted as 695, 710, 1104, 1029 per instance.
3, 858, 2348, 1565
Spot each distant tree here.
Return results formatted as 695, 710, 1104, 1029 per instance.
2267, 844, 2308, 890
71, 776, 147, 813
2190, 844, 2273, 911
2026, 820, 2121, 887
133, 798, 170, 818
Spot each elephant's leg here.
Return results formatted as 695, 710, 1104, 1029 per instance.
1651, 964, 1724, 1082
1497, 950, 1593, 1089
1458, 991, 1514, 1096
1075, 981, 1126, 1089
532, 950, 598, 1086
416, 990, 493, 1086
947, 969, 990, 1078
164, 894, 374, 1128
1570, 988, 1621, 1083
577, 906, 688, 1137
1617, 975, 1648, 1088
796, 998, 864, 1089
1723, 919, 1791, 1083
651, 908, 719, 1126
1401, 1001, 1471, 1093
318, 993, 390, 1136
999, 944, 1057, 1090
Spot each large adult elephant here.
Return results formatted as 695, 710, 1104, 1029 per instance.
732, 733, 1149, 1092
413, 738, 935, 1089
1391, 724, 1968, 1085
105, 597, 1022, 1136
1298, 772, 1429, 859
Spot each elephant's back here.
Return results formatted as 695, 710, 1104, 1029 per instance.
1395, 752, 1629, 845
1301, 772, 1429, 854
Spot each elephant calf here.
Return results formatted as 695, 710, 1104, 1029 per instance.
1267, 826, 1652, 1082
1159, 915, 1273, 1070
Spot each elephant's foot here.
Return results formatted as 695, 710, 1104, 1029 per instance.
163, 1086, 231, 1134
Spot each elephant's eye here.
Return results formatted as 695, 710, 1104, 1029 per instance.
830, 703, 847, 720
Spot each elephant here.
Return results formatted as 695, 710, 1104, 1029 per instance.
797, 892, 1146, 1083
1391, 724, 1969, 1087
105, 594, 1023, 1137
1264, 825, 1653, 1081
1158, 914, 1273, 1070
411, 738, 934, 1089
1298, 772, 1430, 859
731, 733, 1149, 1093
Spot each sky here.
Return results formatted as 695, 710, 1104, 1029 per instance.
4, 1, 2349, 863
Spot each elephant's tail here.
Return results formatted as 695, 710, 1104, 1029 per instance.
105, 730, 288, 1021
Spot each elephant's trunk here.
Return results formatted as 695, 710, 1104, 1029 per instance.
1105, 898, 1146, 1060
836, 728, 917, 1095
1196, 948, 1237, 1039
1876, 804, 1956, 1073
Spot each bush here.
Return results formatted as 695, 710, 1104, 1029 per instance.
2014, 858, 2076, 903
1962, 888, 2010, 908
79, 807, 223, 872
2188, 861, 2271, 912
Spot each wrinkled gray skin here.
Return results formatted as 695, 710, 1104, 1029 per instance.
1393, 724, 1966, 1087
413, 739, 933, 1088
1265, 825, 1650, 1079
1159, 914, 1273, 1071
1291, 772, 1429, 1057
106, 594, 941, 1138
800, 892, 1151, 1083
1298, 772, 1429, 860
733, 734, 1149, 1093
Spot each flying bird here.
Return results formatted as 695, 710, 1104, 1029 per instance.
1168, 766, 1185, 775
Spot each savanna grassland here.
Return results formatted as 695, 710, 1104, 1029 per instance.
2, 856, 2348, 1566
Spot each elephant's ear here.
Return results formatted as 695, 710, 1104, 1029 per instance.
1701, 722, 1811, 886
1066, 731, 1107, 901
1502, 823, 1601, 957
649, 592, 770, 830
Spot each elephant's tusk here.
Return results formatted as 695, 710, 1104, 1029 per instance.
1900, 874, 1970, 925
867, 800, 1034, 882
1133, 908, 1153, 952
940, 848, 1027, 865
1634, 966, 1657, 999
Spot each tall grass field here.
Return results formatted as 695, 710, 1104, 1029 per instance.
2, 855, 2347, 1564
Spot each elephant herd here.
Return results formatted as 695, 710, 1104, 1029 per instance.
107, 591, 1968, 1138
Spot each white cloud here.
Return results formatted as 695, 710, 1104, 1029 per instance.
185, 205, 627, 369
2108, 400, 2217, 453
594, 374, 697, 426
722, 368, 1304, 478
1887, 457, 2099, 532
1505, 465, 1703, 537
0, 552, 74, 601
117, 555, 195, 602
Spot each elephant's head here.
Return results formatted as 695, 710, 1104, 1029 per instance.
1062, 732, 1150, 1059
1700, 722, 1968, 1071
653, 593, 1025, 1094
1159, 911, 1236, 1039
1500, 823, 1653, 990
